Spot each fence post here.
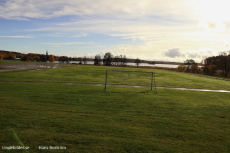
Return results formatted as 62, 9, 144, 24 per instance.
104, 70, 108, 91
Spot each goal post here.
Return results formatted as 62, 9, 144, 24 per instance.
104, 70, 157, 93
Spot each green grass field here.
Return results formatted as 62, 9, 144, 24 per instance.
1, 61, 230, 152
1, 61, 230, 90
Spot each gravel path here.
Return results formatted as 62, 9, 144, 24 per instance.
0, 81, 230, 93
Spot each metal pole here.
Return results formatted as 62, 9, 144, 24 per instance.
104, 70, 108, 91
153, 73, 157, 94
151, 72, 153, 91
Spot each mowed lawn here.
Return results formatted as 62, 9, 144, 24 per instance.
1, 61, 230, 90
1, 83, 230, 153
0, 62, 230, 152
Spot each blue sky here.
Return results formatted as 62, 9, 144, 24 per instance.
1, 0, 230, 62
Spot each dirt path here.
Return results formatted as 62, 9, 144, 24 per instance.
0, 81, 230, 93
0, 69, 29, 72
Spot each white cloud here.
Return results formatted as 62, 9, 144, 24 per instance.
0, 35, 34, 38
2, 0, 230, 62
164, 48, 181, 58
194, 0, 230, 22
197, 20, 225, 32
73, 33, 88, 37
15, 50, 38, 54
67, 51, 80, 53
97, 43, 220, 62
41, 42, 94, 45
47, 41, 221, 62
0, 0, 202, 20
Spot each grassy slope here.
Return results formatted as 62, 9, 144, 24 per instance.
0, 60, 28, 64
0, 60, 70, 70
0, 64, 230, 90
1, 83, 230, 153
1, 61, 230, 152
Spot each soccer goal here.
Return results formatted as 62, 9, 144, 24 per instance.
104, 70, 157, 93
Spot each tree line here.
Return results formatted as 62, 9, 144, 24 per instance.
177, 51, 230, 78
177, 59, 201, 74
94, 52, 128, 66
0, 51, 143, 67
0, 51, 94, 64
0, 51, 57, 62
94, 52, 142, 67
203, 51, 230, 77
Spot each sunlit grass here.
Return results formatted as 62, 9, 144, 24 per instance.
1, 83, 230, 152
1, 64, 230, 90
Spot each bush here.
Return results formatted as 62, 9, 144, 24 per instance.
35, 56, 40, 62
191, 64, 199, 73
203, 65, 217, 75
0, 54, 4, 60
8, 52, 15, 59
21, 55, 28, 61
48, 55, 55, 62
177, 64, 186, 72
209, 65, 217, 75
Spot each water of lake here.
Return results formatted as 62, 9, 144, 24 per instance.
64, 61, 180, 68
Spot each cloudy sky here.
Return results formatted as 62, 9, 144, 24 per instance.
1, 0, 230, 62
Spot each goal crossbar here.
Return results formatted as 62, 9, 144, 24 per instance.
104, 70, 157, 93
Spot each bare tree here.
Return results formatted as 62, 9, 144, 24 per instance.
77, 57, 82, 64
59, 56, 69, 63
134, 58, 141, 68
83, 56, 87, 64
94, 54, 102, 65
184, 59, 196, 72
103, 52, 113, 66
120, 55, 127, 66
114, 55, 119, 66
